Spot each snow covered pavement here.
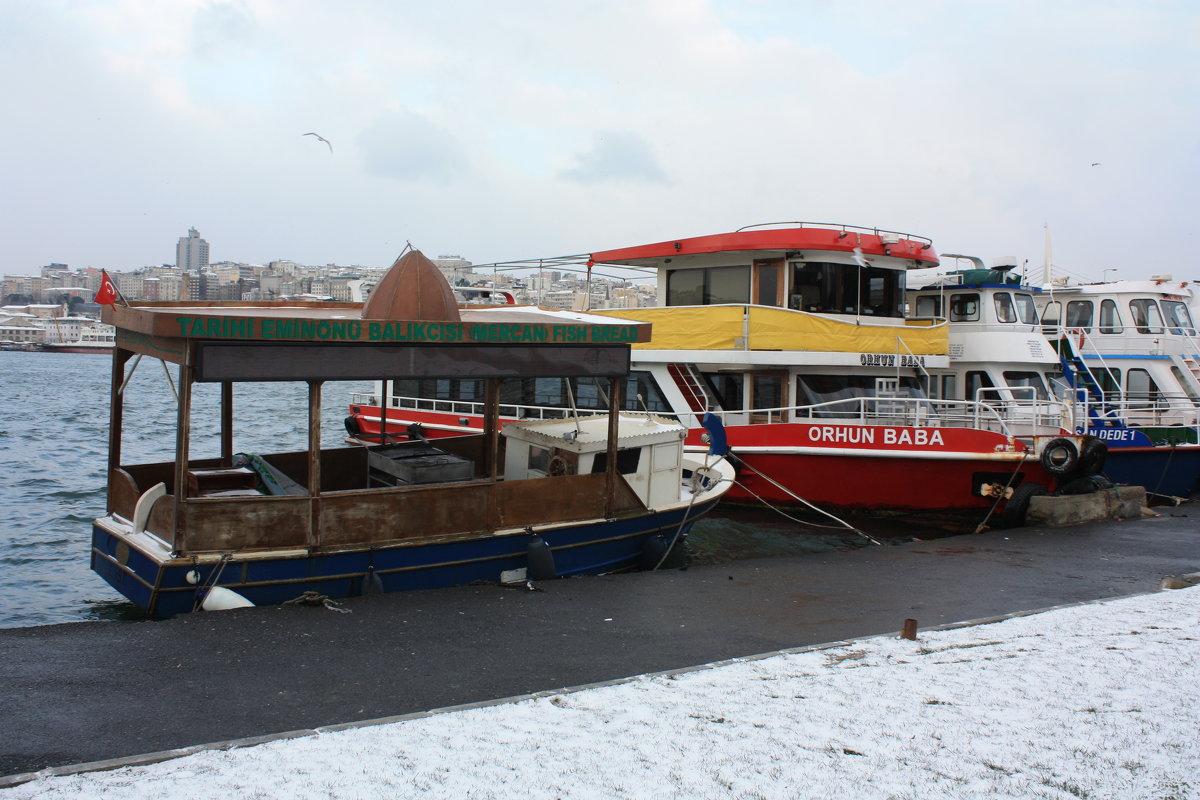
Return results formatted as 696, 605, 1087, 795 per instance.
5, 586, 1198, 799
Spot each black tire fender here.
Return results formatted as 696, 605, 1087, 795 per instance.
1040, 437, 1080, 475
1002, 481, 1049, 527
1078, 436, 1108, 475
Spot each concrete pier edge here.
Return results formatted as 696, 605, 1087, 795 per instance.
6, 573, 1197, 789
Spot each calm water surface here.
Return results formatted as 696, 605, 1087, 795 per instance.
0, 352, 948, 629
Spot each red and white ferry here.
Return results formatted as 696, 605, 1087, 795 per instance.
348, 223, 1093, 520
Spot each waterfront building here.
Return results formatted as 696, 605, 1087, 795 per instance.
176, 227, 210, 271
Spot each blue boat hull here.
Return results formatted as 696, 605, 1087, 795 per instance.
1102, 446, 1200, 499
91, 498, 719, 617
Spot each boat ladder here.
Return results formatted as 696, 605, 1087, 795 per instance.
667, 363, 716, 413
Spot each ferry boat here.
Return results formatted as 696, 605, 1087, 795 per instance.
1038, 275, 1200, 497
40, 322, 116, 354
348, 223, 1098, 522
907, 259, 1200, 500
91, 250, 734, 617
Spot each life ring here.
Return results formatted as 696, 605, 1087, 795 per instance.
548, 455, 569, 477
1078, 436, 1107, 475
1001, 482, 1048, 528
1039, 437, 1079, 475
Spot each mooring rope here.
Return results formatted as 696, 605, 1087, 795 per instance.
729, 453, 883, 546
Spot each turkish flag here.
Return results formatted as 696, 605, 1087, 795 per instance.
94, 269, 123, 305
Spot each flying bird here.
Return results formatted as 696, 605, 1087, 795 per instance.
1091, 162, 1101, 166
304, 132, 333, 153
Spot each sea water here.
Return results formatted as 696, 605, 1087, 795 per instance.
0, 351, 374, 627
0, 351, 888, 629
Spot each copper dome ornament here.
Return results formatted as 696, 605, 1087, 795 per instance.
361, 248, 462, 322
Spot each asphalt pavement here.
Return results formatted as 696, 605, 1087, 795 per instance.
1, 508, 1197, 778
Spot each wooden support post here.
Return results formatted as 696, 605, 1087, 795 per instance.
220, 381, 233, 466
484, 378, 500, 480
901, 618, 918, 640
307, 380, 323, 550
106, 348, 133, 512
173, 345, 195, 552
604, 376, 624, 518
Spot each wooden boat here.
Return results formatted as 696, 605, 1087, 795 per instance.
347, 223, 1098, 521
91, 250, 734, 616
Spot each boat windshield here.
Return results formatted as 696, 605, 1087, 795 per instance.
795, 374, 926, 417
1161, 300, 1196, 335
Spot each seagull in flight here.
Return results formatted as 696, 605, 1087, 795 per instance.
1091, 162, 1101, 166
304, 132, 333, 153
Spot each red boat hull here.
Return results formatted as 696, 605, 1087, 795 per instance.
347, 407, 1054, 511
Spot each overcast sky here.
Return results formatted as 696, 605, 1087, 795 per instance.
2, 1, 1197, 282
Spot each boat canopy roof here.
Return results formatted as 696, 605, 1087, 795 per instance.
590, 222, 939, 269
100, 249, 651, 381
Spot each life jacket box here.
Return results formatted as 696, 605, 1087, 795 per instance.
188, 466, 258, 496
368, 445, 473, 487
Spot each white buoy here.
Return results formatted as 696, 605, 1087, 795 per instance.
200, 586, 255, 611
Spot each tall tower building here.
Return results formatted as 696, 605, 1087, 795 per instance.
176, 227, 210, 271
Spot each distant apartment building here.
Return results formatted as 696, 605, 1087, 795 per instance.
176, 227, 210, 271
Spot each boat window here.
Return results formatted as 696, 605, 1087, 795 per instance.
994, 292, 1017, 323
1126, 369, 1160, 409
665, 265, 750, 306
1094, 368, 1121, 402
533, 378, 564, 406
591, 448, 641, 475
1129, 299, 1164, 334
965, 371, 995, 401
1162, 300, 1195, 335
750, 373, 786, 423
702, 371, 743, 411
755, 263, 783, 306
665, 269, 704, 306
949, 293, 980, 321
1013, 293, 1039, 325
1099, 299, 1122, 334
940, 374, 957, 400
622, 372, 672, 413
914, 294, 941, 318
1065, 300, 1093, 331
788, 261, 904, 317
1040, 300, 1061, 333
1002, 371, 1048, 400
795, 374, 925, 417
707, 266, 751, 304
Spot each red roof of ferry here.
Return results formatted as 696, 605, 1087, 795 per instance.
590, 224, 939, 267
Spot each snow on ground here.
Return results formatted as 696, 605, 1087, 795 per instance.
7, 587, 1199, 800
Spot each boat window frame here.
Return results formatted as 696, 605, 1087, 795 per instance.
1013, 293, 1039, 325
1161, 299, 1195, 335
1099, 299, 1123, 334
949, 293, 981, 322
1126, 368, 1160, 409
1129, 299, 1164, 334
665, 265, 751, 306
1065, 300, 1094, 331
993, 292, 1017, 323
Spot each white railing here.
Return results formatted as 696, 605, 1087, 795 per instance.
348, 392, 673, 425
350, 390, 1080, 439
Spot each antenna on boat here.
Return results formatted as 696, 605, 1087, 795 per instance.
564, 380, 583, 439
1043, 224, 1053, 285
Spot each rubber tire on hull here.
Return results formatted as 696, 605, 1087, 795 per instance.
1078, 436, 1108, 475
1040, 437, 1080, 475
1001, 482, 1049, 528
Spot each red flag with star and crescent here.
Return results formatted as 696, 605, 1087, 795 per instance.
94, 269, 124, 306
